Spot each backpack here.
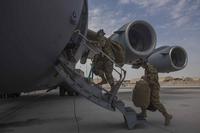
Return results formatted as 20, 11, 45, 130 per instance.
109, 39, 125, 66
132, 80, 150, 108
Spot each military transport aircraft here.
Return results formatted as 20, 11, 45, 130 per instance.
0, 0, 187, 129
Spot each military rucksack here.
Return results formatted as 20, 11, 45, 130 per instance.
109, 39, 125, 67
132, 79, 150, 108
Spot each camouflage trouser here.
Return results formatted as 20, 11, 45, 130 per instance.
92, 58, 114, 86
149, 82, 168, 116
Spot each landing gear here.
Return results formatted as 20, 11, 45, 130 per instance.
59, 83, 79, 96
59, 87, 66, 96
9, 93, 21, 97
67, 90, 75, 96
0, 92, 21, 99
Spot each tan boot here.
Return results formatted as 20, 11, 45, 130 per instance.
137, 108, 147, 120
164, 114, 173, 126
98, 79, 107, 85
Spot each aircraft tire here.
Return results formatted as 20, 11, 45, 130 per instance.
59, 87, 66, 96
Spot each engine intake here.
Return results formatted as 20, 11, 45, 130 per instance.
109, 20, 156, 64
148, 46, 188, 73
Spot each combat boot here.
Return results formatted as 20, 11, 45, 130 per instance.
137, 113, 147, 120
164, 114, 173, 126
137, 109, 147, 120
109, 83, 116, 94
98, 80, 107, 85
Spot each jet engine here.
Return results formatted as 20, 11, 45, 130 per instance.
148, 46, 188, 73
109, 20, 156, 64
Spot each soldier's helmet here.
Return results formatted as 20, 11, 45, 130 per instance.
97, 29, 105, 37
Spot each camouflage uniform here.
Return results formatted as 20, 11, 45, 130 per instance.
92, 37, 114, 87
141, 63, 172, 125
144, 64, 165, 112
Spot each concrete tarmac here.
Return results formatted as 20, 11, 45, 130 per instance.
0, 87, 200, 133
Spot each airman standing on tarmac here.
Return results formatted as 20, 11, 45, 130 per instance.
135, 59, 173, 126
92, 29, 115, 91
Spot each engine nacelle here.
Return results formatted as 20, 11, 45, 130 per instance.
109, 20, 156, 64
148, 46, 188, 73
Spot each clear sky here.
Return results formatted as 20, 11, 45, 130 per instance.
76, 0, 200, 79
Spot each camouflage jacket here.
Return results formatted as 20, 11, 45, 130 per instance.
102, 39, 114, 59
94, 37, 114, 61
144, 63, 159, 85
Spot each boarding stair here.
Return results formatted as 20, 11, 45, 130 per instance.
55, 57, 138, 129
